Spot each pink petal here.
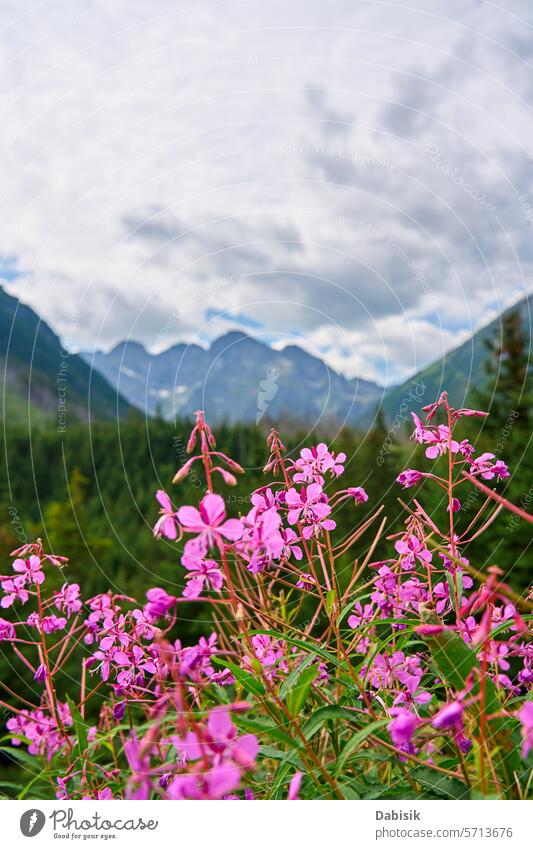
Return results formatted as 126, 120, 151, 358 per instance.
176, 505, 203, 531
208, 708, 234, 741
218, 519, 244, 542
156, 490, 172, 511
207, 763, 241, 798
201, 493, 226, 526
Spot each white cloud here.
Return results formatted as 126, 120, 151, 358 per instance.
0, 0, 532, 381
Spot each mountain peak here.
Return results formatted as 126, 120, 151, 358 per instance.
109, 340, 148, 356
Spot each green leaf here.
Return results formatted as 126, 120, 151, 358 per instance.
334, 719, 389, 775
67, 696, 88, 758
302, 706, 358, 740
286, 664, 320, 717
278, 654, 315, 701
337, 782, 361, 799
446, 572, 463, 612
0, 745, 42, 769
212, 657, 265, 697
237, 715, 295, 748
325, 589, 336, 617
259, 744, 305, 769
412, 767, 469, 800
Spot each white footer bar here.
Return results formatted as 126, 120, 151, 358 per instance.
2, 799, 532, 848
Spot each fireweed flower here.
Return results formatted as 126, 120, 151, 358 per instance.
285, 484, 336, 537
177, 493, 244, 548
423, 425, 460, 459
31, 614, 67, 634
7, 703, 73, 760
34, 663, 47, 683
0, 618, 15, 640
238, 505, 284, 573
182, 557, 224, 599
396, 469, 424, 488
291, 443, 346, 484
518, 702, 533, 758
1, 576, 29, 607
347, 486, 369, 504
54, 583, 82, 618
433, 701, 464, 731
242, 634, 288, 681
152, 490, 180, 540
12, 555, 45, 585
469, 453, 510, 480
167, 707, 258, 800
394, 534, 432, 570
1, 403, 531, 799
280, 527, 303, 561
388, 708, 419, 750
143, 587, 176, 622
296, 573, 315, 590
348, 601, 374, 629
287, 771, 302, 800
124, 730, 155, 800
393, 673, 432, 707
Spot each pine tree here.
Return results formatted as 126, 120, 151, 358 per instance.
475, 305, 531, 435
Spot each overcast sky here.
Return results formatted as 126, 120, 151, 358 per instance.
1, 0, 533, 385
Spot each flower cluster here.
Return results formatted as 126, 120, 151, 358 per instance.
0, 397, 531, 802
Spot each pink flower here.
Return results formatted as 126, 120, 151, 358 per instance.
143, 587, 176, 622
396, 469, 423, 489
167, 707, 258, 801
447, 497, 461, 512
153, 490, 179, 539
54, 583, 82, 618
242, 634, 287, 680
287, 771, 302, 800
296, 573, 315, 590
41, 614, 67, 634
393, 673, 432, 707
348, 601, 374, 629
177, 493, 243, 548
411, 414, 460, 458
250, 488, 278, 513
518, 702, 533, 759
347, 486, 369, 504
424, 425, 460, 459
469, 453, 509, 480
0, 618, 15, 640
12, 555, 45, 585
411, 412, 433, 444
292, 443, 345, 484
388, 708, 419, 748
182, 557, 224, 599
239, 506, 284, 573
286, 484, 335, 538
124, 731, 154, 800
432, 700, 464, 732
394, 534, 432, 569
34, 663, 47, 683
281, 527, 303, 561
1, 576, 29, 607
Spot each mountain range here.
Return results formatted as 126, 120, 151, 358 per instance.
83, 294, 531, 427
83, 332, 385, 426
1, 283, 529, 428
